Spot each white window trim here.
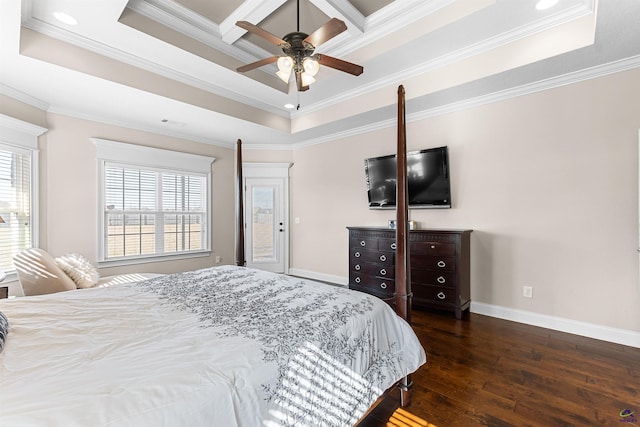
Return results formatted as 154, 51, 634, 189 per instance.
0, 114, 46, 281
92, 138, 215, 267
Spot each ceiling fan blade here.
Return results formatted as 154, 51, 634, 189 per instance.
304, 18, 347, 48
236, 21, 289, 47
318, 54, 363, 76
236, 56, 278, 73
295, 72, 309, 92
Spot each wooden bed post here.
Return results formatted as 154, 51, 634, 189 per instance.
235, 139, 246, 267
395, 85, 413, 407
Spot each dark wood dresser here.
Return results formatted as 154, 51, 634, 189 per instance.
347, 227, 472, 319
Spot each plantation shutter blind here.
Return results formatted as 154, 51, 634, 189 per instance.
0, 145, 33, 271
104, 164, 207, 260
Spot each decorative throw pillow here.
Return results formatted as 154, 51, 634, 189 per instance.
56, 253, 100, 289
0, 311, 8, 354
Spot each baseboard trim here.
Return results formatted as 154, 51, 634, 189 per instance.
471, 302, 640, 349
287, 269, 640, 348
288, 268, 348, 287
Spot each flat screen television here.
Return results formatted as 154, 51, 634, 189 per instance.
364, 146, 451, 209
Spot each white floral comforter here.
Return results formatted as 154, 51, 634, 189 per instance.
0, 266, 426, 427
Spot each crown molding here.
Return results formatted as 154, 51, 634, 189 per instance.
48, 105, 235, 149
34, 55, 640, 152
409, 55, 640, 123
20, 18, 288, 117
0, 83, 50, 111
291, 1, 596, 119
325, 0, 453, 57
289, 55, 640, 150
128, 0, 271, 63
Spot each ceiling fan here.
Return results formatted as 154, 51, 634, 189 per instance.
235, 0, 363, 92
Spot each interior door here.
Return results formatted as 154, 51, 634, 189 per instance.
245, 177, 286, 273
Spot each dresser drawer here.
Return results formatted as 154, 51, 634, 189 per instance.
349, 236, 380, 250
377, 238, 397, 252
411, 255, 456, 272
411, 240, 456, 256
351, 261, 395, 278
349, 272, 395, 294
411, 270, 456, 288
351, 249, 394, 265
413, 285, 456, 304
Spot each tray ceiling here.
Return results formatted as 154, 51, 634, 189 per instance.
1, 0, 639, 148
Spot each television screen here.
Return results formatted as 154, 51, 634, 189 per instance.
365, 146, 451, 209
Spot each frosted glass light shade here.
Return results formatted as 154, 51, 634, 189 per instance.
301, 72, 316, 86
276, 69, 292, 83
277, 56, 294, 72
276, 56, 294, 83
302, 58, 320, 77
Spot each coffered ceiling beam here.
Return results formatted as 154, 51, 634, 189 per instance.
309, 0, 365, 35
220, 0, 286, 44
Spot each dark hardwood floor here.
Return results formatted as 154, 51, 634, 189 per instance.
360, 308, 640, 427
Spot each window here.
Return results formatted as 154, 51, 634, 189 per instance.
94, 139, 214, 264
0, 115, 45, 276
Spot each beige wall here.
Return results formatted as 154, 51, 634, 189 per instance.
0, 103, 237, 290
289, 68, 640, 333
42, 114, 237, 277
2, 68, 638, 335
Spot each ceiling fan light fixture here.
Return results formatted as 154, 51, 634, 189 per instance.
302, 57, 320, 77
301, 72, 316, 87
276, 56, 294, 83
276, 69, 292, 83
277, 56, 294, 72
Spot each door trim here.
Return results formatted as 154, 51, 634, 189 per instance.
243, 163, 292, 274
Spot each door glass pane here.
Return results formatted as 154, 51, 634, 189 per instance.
251, 186, 276, 262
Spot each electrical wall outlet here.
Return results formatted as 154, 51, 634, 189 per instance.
523, 286, 533, 298
215, 256, 221, 264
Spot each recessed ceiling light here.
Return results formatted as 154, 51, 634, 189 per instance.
53, 12, 78, 26
536, 0, 560, 10
284, 103, 295, 109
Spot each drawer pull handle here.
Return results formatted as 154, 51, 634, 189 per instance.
379, 255, 387, 262
437, 276, 446, 284
354, 251, 361, 258
380, 268, 387, 276
391, 243, 397, 250
380, 282, 387, 289
437, 292, 446, 300
431, 245, 436, 249
437, 260, 446, 268
355, 264, 361, 271
360, 240, 366, 247
355, 277, 361, 284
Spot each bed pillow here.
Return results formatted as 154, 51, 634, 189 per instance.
56, 253, 100, 289
0, 311, 8, 354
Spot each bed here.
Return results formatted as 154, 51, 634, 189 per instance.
0, 86, 424, 426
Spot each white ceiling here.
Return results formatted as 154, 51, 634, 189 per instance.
1, 0, 639, 149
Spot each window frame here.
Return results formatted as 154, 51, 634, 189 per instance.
0, 114, 45, 280
93, 138, 215, 267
